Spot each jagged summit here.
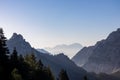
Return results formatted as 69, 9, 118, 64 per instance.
10, 33, 24, 41
12, 33, 19, 38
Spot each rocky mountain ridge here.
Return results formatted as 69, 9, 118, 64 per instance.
72, 28, 120, 74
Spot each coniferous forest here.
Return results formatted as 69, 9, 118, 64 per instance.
0, 28, 69, 80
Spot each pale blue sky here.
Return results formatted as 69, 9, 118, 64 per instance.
0, 0, 120, 48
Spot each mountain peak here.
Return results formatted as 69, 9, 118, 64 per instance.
13, 33, 18, 36
10, 33, 24, 40
107, 28, 120, 42
7, 33, 32, 55
117, 28, 120, 32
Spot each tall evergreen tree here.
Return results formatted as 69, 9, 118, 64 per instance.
84, 76, 88, 80
0, 28, 10, 80
10, 47, 18, 69
36, 59, 44, 70
58, 69, 69, 80
18, 55, 24, 63
24, 53, 37, 69
11, 47, 18, 61
0, 28, 9, 65
11, 68, 22, 80
17, 55, 30, 80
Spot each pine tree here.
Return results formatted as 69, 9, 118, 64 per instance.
11, 47, 18, 61
10, 47, 18, 69
84, 76, 88, 80
24, 53, 37, 69
58, 69, 69, 80
17, 55, 30, 80
18, 55, 24, 63
0, 28, 9, 65
44, 66, 55, 80
0, 28, 10, 80
11, 68, 22, 80
36, 59, 44, 70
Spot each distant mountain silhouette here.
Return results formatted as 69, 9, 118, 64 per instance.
72, 28, 120, 74
37, 49, 50, 54
45, 43, 83, 58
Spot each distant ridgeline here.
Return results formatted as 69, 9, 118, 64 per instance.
0, 28, 70, 80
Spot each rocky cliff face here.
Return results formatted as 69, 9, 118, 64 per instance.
72, 28, 120, 74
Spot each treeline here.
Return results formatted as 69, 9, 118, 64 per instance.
0, 28, 69, 80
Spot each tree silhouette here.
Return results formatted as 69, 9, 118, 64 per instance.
10, 47, 18, 69
11, 47, 18, 61
84, 76, 88, 80
36, 59, 44, 70
58, 69, 69, 80
0, 28, 11, 80
15, 54, 31, 80
24, 53, 37, 70
11, 68, 22, 80
0, 28, 9, 65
